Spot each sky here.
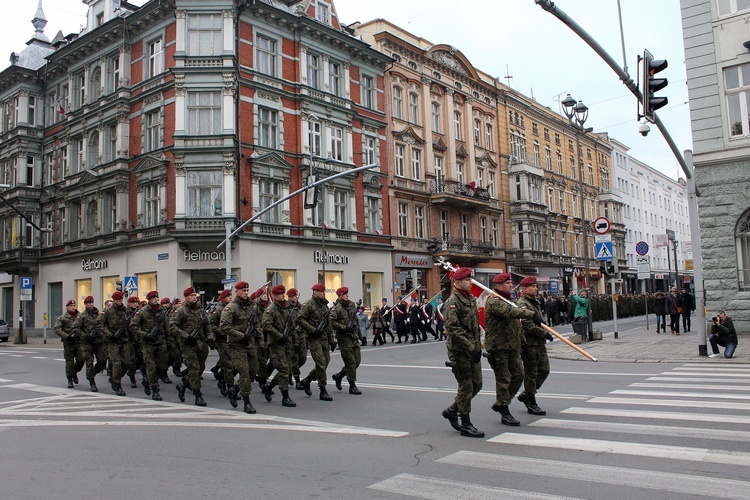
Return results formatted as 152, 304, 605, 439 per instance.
1, 0, 691, 180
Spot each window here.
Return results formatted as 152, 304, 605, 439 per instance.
187, 14, 222, 56
145, 110, 160, 152
259, 179, 281, 223
328, 61, 342, 96
431, 102, 441, 132
58, 208, 66, 244
45, 153, 53, 185
361, 75, 375, 109
570, 155, 576, 179
103, 191, 116, 233
25, 156, 34, 187
548, 188, 555, 212
395, 144, 405, 177
474, 119, 481, 146
550, 229, 557, 254
187, 92, 221, 135
77, 74, 86, 108
554, 132, 561, 146
461, 214, 469, 241
43, 212, 53, 246
258, 108, 278, 149
398, 203, 408, 237
545, 146, 552, 170
485, 123, 492, 150
392, 87, 403, 119
588, 164, 594, 184
27, 96, 36, 126
435, 156, 444, 185
440, 210, 448, 240
87, 132, 99, 169
104, 123, 117, 162
453, 111, 462, 140
491, 219, 498, 246
70, 200, 82, 240
363, 136, 376, 165
411, 149, 421, 180
97, 13, 104, 26
409, 93, 419, 123
144, 183, 160, 227
90, 67, 102, 101
365, 196, 382, 234
559, 191, 565, 213
109, 56, 120, 93
333, 190, 348, 229
148, 39, 164, 78
307, 53, 321, 88
533, 142, 540, 166
575, 234, 581, 257
456, 162, 464, 184
187, 170, 222, 217
415, 205, 425, 239
488, 171, 495, 198
480, 217, 487, 243
572, 194, 579, 217
309, 121, 322, 156
316, 2, 330, 23
256, 35, 277, 77
60, 146, 68, 177
557, 151, 563, 173
718, 0, 750, 17
562, 230, 568, 254
330, 126, 343, 161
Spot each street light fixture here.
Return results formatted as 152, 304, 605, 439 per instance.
562, 94, 594, 341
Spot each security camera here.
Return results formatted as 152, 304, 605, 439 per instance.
639, 122, 650, 137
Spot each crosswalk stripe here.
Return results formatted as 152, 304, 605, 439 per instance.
561, 406, 750, 425
589, 396, 750, 410
630, 382, 750, 391
31, 357, 48, 360
662, 371, 750, 377
352, 382, 591, 400
368, 473, 580, 500
647, 377, 750, 383
528, 418, 750, 442
487, 433, 750, 467
437, 451, 750, 500
611, 389, 750, 400
673, 366, 750, 373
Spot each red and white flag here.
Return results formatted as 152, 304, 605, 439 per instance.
55, 96, 66, 115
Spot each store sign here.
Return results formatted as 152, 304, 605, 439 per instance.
394, 253, 432, 268
183, 249, 226, 262
313, 250, 350, 265
81, 258, 108, 271
562, 266, 574, 275
509, 266, 539, 274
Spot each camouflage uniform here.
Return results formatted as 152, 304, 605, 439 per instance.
444, 290, 482, 416
211, 299, 235, 392
99, 303, 134, 394
169, 302, 212, 396
296, 295, 334, 394
126, 303, 145, 387
54, 310, 85, 385
262, 299, 295, 405
517, 295, 550, 398
288, 299, 307, 386
73, 306, 107, 389
331, 298, 361, 390
130, 303, 170, 398
220, 297, 261, 399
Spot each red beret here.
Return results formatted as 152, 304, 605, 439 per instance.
217, 289, 231, 300
112, 291, 124, 301
312, 283, 325, 292
271, 284, 286, 295
492, 273, 511, 284
235, 281, 249, 290
183, 287, 196, 297
128, 296, 140, 304
160, 297, 171, 305
66, 299, 76, 307
251, 287, 266, 300
336, 287, 349, 296
452, 268, 472, 280
519, 276, 537, 287
84, 295, 94, 304
287, 288, 298, 298
146, 291, 159, 300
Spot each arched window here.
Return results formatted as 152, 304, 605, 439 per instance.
736, 210, 750, 289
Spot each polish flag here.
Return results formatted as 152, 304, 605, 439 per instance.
55, 96, 66, 115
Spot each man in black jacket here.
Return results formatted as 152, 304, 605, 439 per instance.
709, 311, 738, 358
680, 287, 696, 332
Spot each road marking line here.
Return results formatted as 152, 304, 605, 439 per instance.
630, 382, 750, 391
353, 382, 591, 400
358, 364, 654, 377
437, 451, 750, 500
646, 376, 750, 383
672, 366, 750, 373
665, 371, 750, 377
487, 433, 750, 467
31, 357, 48, 360
611, 389, 750, 400
368, 473, 580, 500
589, 396, 750, 410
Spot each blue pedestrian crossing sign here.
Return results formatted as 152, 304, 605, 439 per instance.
595, 241, 613, 261
124, 276, 138, 295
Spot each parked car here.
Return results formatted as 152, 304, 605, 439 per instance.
0, 318, 9, 342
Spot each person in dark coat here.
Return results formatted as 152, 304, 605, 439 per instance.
665, 287, 683, 335
653, 290, 667, 333
681, 287, 696, 332
709, 310, 738, 358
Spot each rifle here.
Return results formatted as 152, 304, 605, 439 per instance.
243, 306, 258, 344
346, 306, 359, 338
113, 309, 134, 340
281, 307, 294, 340
146, 301, 172, 340
315, 307, 332, 334
188, 311, 208, 342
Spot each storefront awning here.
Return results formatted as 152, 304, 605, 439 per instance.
511, 272, 551, 283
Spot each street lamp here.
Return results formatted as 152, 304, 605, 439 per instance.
562, 94, 594, 341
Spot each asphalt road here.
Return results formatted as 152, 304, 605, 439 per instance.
1, 333, 748, 499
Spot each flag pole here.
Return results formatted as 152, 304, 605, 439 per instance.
435, 257, 597, 362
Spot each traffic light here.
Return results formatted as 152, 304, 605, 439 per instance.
641, 49, 668, 123
600, 261, 615, 276
115, 280, 123, 293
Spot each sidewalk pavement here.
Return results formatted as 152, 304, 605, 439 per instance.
545, 323, 748, 364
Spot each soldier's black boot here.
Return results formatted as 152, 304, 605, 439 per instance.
141, 378, 151, 396
332, 369, 345, 391
218, 379, 227, 397
194, 390, 206, 407
160, 374, 172, 384
67, 377, 74, 389
88, 378, 98, 392
263, 380, 276, 402
300, 376, 312, 396
228, 385, 239, 408
176, 381, 186, 402
517, 391, 530, 410
294, 376, 303, 390
442, 402, 461, 431
319, 387, 333, 401
459, 414, 485, 438
492, 403, 520, 426
94, 361, 105, 375
281, 390, 296, 407
73, 373, 79, 384
242, 395, 256, 414
129, 374, 137, 388
526, 394, 546, 416
115, 383, 126, 397
152, 388, 162, 401
211, 364, 221, 380
348, 381, 362, 395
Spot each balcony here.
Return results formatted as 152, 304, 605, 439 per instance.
0, 247, 42, 275
429, 179, 491, 209
427, 237, 495, 264
509, 200, 548, 219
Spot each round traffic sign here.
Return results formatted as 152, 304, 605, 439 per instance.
593, 216, 610, 235
635, 241, 649, 256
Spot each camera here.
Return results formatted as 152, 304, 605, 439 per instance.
639, 122, 651, 137
711, 316, 717, 322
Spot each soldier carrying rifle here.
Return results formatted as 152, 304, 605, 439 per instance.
73, 295, 107, 393
330, 287, 363, 396
170, 287, 213, 407
99, 291, 134, 396
130, 291, 171, 401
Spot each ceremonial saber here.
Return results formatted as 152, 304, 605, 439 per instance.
435, 257, 597, 362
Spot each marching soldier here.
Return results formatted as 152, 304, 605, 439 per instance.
484, 273, 542, 426
220, 281, 261, 414
73, 296, 106, 393
297, 283, 335, 401
441, 267, 484, 438
261, 285, 296, 407
125, 296, 144, 388
330, 287, 362, 395
99, 291, 133, 396
517, 276, 551, 416
287, 288, 307, 390
170, 287, 212, 407
408, 299, 422, 344
160, 297, 179, 383
130, 291, 170, 401
393, 297, 407, 343
251, 287, 271, 391
54, 299, 85, 388
210, 289, 234, 395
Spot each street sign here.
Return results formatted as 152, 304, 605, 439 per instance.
20, 276, 32, 289
124, 276, 138, 295
655, 234, 668, 247
595, 234, 611, 243
593, 216, 611, 235
221, 278, 237, 284
685, 259, 693, 270
20, 295, 33, 301
635, 241, 649, 256
157, 253, 169, 261
637, 256, 651, 280
550, 281, 559, 292
595, 241, 614, 261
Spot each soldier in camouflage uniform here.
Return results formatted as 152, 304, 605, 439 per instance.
484, 273, 543, 426
130, 291, 170, 401
441, 267, 484, 438
54, 299, 85, 388
210, 289, 234, 396
287, 288, 306, 390
330, 287, 362, 395
297, 283, 335, 401
170, 287, 212, 406
125, 296, 144, 388
73, 296, 106, 392
99, 291, 133, 396
261, 285, 296, 407
220, 281, 261, 414
517, 276, 551, 416
159, 297, 178, 383
252, 287, 272, 391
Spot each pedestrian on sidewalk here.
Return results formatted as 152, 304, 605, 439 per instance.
666, 287, 682, 335
653, 290, 667, 333
681, 287, 696, 333
709, 311, 738, 358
